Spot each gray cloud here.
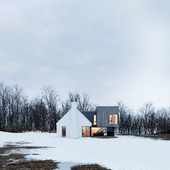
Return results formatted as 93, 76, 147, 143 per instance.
0, 0, 170, 111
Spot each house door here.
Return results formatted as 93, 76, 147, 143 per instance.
62, 126, 66, 137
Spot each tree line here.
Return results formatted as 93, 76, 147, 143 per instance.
118, 101, 170, 135
0, 82, 95, 132
0, 82, 170, 134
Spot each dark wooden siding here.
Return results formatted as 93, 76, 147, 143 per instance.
96, 106, 119, 127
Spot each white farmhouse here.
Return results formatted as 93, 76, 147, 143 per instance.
56, 102, 119, 138
56, 102, 91, 138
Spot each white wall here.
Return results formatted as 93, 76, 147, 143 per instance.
56, 102, 91, 138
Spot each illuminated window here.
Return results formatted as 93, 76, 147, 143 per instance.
93, 115, 97, 125
91, 127, 106, 136
82, 127, 90, 137
109, 114, 118, 124
62, 126, 66, 137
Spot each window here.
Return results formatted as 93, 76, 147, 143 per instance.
109, 114, 118, 124
62, 126, 66, 137
82, 127, 90, 137
93, 115, 97, 125
91, 127, 106, 136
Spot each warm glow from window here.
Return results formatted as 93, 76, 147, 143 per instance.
109, 114, 118, 124
82, 126, 90, 137
93, 115, 97, 125
91, 127, 101, 136
91, 127, 106, 136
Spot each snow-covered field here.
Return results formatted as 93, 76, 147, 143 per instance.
0, 131, 170, 170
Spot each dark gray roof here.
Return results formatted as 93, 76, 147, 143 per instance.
81, 111, 96, 123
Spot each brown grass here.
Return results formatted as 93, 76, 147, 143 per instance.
3, 160, 58, 170
119, 134, 170, 140
71, 164, 111, 170
1, 141, 112, 170
1, 130, 56, 133
0, 143, 58, 170
92, 136, 117, 139
135, 134, 170, 140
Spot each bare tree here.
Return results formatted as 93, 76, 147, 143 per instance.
61, 92, 96, 117
42, 86, 60, 132
139, 102, 155, 134
1, 81, 170, 135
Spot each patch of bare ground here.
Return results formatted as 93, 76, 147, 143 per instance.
135, 134, 170, 140
2, 130, 56, 133
71, 164, 111, 170
120, 134, 170, 140
1, 141, 111, 170
3, 160, 58, 170
0, 142, 58, 170
92, 136, 117, 139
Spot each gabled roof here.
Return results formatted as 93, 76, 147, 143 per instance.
81, 111, 96, 123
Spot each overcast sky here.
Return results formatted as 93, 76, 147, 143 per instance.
0, 0, 170, 111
